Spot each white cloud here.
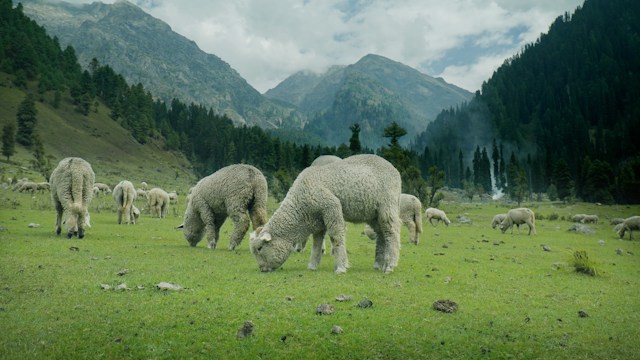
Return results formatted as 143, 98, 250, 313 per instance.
63, 0, 585, 93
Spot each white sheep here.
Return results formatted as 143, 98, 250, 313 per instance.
425, 207, 451, 227
491, 214, 507, 229
147, 187, 170, 218
617, 216, 640, 240
500, 207, 536, 235
571, 214, 586, 222
36, 181, 50, 192
136, 188, 147, 199
250, 154, 402, 274
168, 191, 178, 205
361, 194, 423, 245
49, 157, 95, 238
140, 181, 148, 190
113, 180, 138, 224
610, 218, 625, 225
581, 214, 599, 224
94, 182, 112, 194
18, 181, 38, 193
178, 164, 268, 250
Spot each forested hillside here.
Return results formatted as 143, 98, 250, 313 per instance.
413, 0, 640, 203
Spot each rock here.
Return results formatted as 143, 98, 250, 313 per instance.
331, 325, 343, 334
28, 223, 41, 228
598, 240, 605, 246
115, 283, 130, 291
433, 299, 458, 313
116, 269, 129, 276
457, 215, 472, 224
316, 304, 335, 315
335, 294, 352, 302
156, 282, 184, 291
285, 295, 295, 301
578, 310, 589, 318
615, 248, 624, 256
100, 284, 112, 290
541, 245, 552, 252
357, 299, 373, 308
568, 223, 595, 234
236, 320, 254, 338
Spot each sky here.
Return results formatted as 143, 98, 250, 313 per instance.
66, 0, 584, 93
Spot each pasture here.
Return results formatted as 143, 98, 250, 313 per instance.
1, 189, 639, 359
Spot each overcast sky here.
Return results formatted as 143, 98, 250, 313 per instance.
67, 0, 584, 93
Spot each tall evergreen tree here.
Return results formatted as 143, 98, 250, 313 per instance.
2, 122, 16, 161
16, 94, 37, 147
553, 159, 573, 202
348, 123, 361, 155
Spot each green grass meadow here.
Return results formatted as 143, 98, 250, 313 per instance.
1, 189, 639, 359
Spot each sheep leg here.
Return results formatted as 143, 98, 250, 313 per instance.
117, 208, 123, 224
228, 212, 250, 250
322, 202, 348, 274
377, 220, 401, 274
406, 221, 417, 245
206, 216, 225, 249
307, 231, 326, 271
54, 200, 63, 235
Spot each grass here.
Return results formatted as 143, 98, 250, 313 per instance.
1, 189, 639, 359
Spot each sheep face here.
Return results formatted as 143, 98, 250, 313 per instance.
182, 211, 205, 247
250, 227, 292, 272
618, 226, 627, 239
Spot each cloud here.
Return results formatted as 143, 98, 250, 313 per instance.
62, 0, 584, 93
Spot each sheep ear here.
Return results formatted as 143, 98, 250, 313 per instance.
260, 232, 272, 242
176, 223, 184, 229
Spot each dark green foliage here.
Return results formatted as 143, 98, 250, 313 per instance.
30, 133, 50, 178
2, 122, 16, 161
553, 159, 574, 202
348, 123, 362, 154
426, 166, 445, 207
15, 94, 37, 147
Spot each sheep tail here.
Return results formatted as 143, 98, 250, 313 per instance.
69, 161, 85, 216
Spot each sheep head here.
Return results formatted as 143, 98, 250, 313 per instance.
181, 209, 205, 247
250, 226, 292, 272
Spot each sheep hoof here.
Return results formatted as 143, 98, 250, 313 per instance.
335, 267, 347, 275
307, 264, 318, 271
66, 232, 73, 239
383, 266, 395, 274
78, 229, 85, 239
56, 228, 61, 235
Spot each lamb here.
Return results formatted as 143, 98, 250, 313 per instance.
94, 182, 111, 194
500, 207, 536, 235
581, 214, 599, 224
617, 216, 640, 240
250, 154, 402, 274
49, 157, 95, 238
425, 207, 451, 227
113, 180, 138, 224
147, 187, 170, 218
178, 164, 268, 250
361, 194, 423, 245
491, 214, 507, 229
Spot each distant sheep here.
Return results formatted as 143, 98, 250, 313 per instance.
617, 216, 640, 240
136, 189, 147, 199
610, 218, 625, 226
581, 214, 599, 224
18, 181, 38, 193
147, 188, 170, 218
36, 182, 50, 192
250, 154, 402, 274
49, 157, 95, 238
140, 181, 148, 190
113, 180, 138, 224
168, 191, 178, 204
425, 207, 451, 227
94, 182, 111, 194
571, 214, 586, 222
500, 208, 536, 235
362, 194, 423, 245
178, 164, 268, 250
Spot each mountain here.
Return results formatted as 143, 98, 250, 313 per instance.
265, 54, 473, 148
20, 0, 303, 129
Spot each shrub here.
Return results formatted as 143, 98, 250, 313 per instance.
548, 213, 559, 221
573, 250, 599, 276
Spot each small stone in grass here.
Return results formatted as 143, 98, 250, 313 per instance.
578, 310, 589, 318
156, 282, 184, 291
357, 299, 373, 308
285, 295, 295, 301
236, 320, 254, 338
316, 304, 335, 315
331, 325, 343, 334
335, 294, 352, 302
433, 299, 458, 313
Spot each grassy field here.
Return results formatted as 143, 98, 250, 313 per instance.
1, 188, 639, 359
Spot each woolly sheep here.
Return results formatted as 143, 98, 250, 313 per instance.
94, 182, 112, 194
425, 207, 451, 227
617, 216, 640, 240
140, 181, 148, 190
581, 214, 599, 224
610, 218, 625, 225
500, 208, 536, 235
136, 188, 147, 199
178, 164, 268, 250
571, 214, 586, 222
18, 181, 38, 193
491, 214, 507, 229
113, 180, 138, 224
36, 181, 50, 192
12, 178, 29, 191
49, 157, 95, 238
250, 154, 402, 274
147, 187, 170, 218
168, 191, 178, 204
361, 194, 423, 245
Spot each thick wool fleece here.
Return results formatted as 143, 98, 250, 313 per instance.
49, 157, 95, 238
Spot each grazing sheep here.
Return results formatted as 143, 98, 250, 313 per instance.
610, 218, 625, 226
168, 191, 178, 204
94, 182, 112, 194
12, 178, 29, 191
18, 181, 38, 193
581, 214, 599, 224
250, 154, 402, 274
178, 164, 268, 250
113, 180, 138, 224
617, 216, 640, 240
361, 194, 423, 245
500, 208, 536, 235
491, 214, 507, 229
425, 207, 451, 227
49, 157, 95, 238
147, 188, 170, 218
140, 181, 148, 190
36, 181, 50, 192
136, 188, 147, 199
571, 214, 586, 222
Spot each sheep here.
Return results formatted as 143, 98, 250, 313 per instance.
49, 157, 95, 238
581, 214, 599, 224
168, 191, 178, 205
11, 178, 29, 191
18, 181, 38, 193
491, 214, 507, 229
571, 214, 586, 222
136, 188, 147, 199
360, 194, 423, 245
36, 181, 50, 192
94, 182, 112, 194
617, 216, 640, 240
147, 187, 170, 218
500, 208, 536, 235
178, 164, 268, 250
425, 207, 451, 227
140, 181, 148, 190
610, 218, 625, 226
113, 180, 138, 224
250, 154, 402, 274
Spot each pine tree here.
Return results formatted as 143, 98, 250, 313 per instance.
348, 123, 361, 155
2, 122, 16, 161
553, 159, 573, 202
16, 94, 37, 147
31, 133, 50, 178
